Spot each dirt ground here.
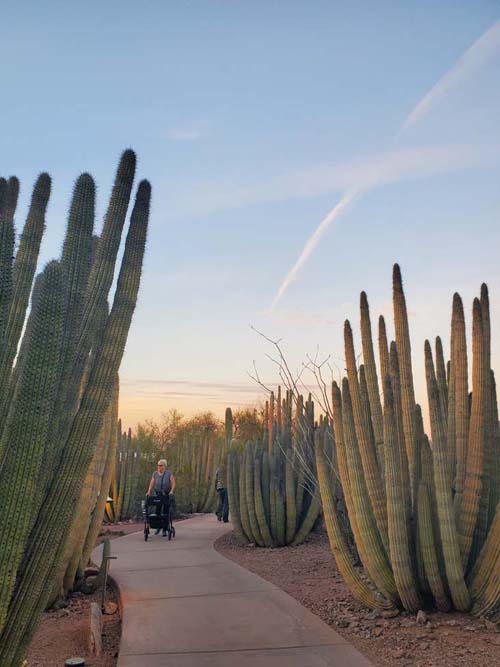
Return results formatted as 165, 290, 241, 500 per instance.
215, 528, 500, 667
26, 522, 144, 667
26, 518, 194, 666
26, 583, 120, 667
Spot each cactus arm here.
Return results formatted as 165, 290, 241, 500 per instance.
424, 339, 471, 611
261, 450, 271, 523
0, 262, 64, 633
459, 299, 486, 570
378, 315, 390, 384
344, 320, 388, 549
471, 546, 500, 618
315, 432, 395, 611
0, 178, 16, 352
383, 375, 422, 612
291, 488, 321, 546
285, 450, 297, 544
341, 378, 398, 602
392, 264, 418, 511
489, 371, 500, 526
417, 482, 451, 611
63, 395, 114, 596
238, 446, 253, 542
435, 336, 448, 426
471, 284, 492, 557
254, 449, 274, 546
468, 503, 500, 603
446, 302, 457, 493
360, 292, 385, 475
452, 293, 469, 517
244, 444, 264, 546
227, 450, 248, 544
79, 375, 120, 574
0, 175, 48, 427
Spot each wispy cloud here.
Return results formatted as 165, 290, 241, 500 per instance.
121, 378, 267, 396
400, 20, 500, 133
165, 141, 500, 219
165, 124, 204, 141
270, 19, 500, 309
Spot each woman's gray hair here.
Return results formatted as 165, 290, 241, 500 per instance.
157, 459, 167, 467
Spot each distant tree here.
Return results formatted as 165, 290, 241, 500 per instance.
233, 406, 265, 442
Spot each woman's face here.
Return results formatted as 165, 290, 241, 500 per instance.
157, 463, 166, 473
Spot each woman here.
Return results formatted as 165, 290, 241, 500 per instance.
215, 462, 229, 523
147, 459, 176, 535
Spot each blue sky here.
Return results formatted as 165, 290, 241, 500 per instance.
1, 2, 500, 426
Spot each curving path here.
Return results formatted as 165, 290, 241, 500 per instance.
93, 514, 372, 666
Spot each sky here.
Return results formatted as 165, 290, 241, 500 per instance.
1, 1, 500, 429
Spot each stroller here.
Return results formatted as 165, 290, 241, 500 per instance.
143, 494, 176, 541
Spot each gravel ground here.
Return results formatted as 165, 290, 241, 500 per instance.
26, 583, 120, 667
215, 527, 500, 667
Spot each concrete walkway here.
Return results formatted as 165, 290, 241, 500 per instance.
93, 515, 372, 666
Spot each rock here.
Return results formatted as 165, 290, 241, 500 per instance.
103, 602, 118, 615
416, 610, 427, 625
484, 619, 499, 632
393, 648, 405, 659
400, 618, 414, 628
337, 619, 349, 628
381, 608, 400, 618
373, 627, 384, 637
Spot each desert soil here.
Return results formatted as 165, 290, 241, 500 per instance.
215, 527, 500, 667
26, 522, 143, 667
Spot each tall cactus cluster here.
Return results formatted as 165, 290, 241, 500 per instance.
0, 150, 150, 666
228, 391, 324, 546
105, 413, 230, 518
180, 424, 227, 512
316, 264, 499, 620
108, 423, 143, 522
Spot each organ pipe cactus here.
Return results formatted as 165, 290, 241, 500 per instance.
0, 151, 151, 667
227, 393, 322, 548
316, 264, 499, 620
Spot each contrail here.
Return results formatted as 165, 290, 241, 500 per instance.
271, 19, 500, 309
401, 20, 500, 133
270, 189, 358, 310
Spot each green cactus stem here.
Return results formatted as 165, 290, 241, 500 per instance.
452, 293, 469, 518
315, 432, 396, 612
459, 298, 486, 570
383, 374, 421, 611
417, 482, 451, 612
360, 291, 385, 475
424, 339, 471, 612
0, 261, 64, 633
392, 264, 418, 511
344, 319, 388, 550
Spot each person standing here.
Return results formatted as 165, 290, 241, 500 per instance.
215, 462, 229, 523
147, 459, 176, 535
